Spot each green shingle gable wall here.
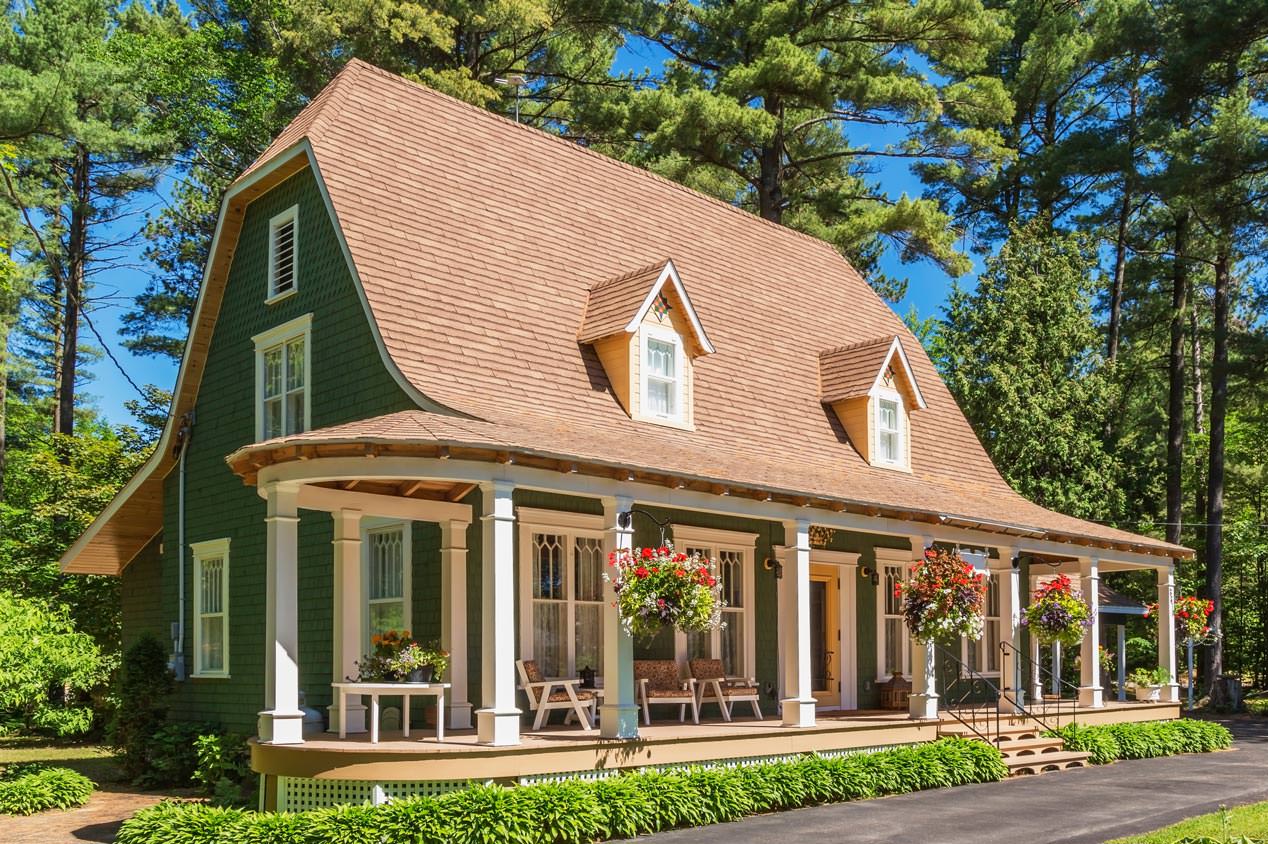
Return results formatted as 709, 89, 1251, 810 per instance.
136, 166, 419, 732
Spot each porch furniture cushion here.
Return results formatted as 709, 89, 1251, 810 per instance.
521, 660, 546, 684
690, 659, 762, 722
516, 659, 596, 730
634, 659, 699, 725
547, 689, 597, 703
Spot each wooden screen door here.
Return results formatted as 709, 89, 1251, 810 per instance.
809, 564, 841, 707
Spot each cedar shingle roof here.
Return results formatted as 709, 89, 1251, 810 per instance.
578, 262, 667, 343
820, 337, 900, 403
224, 59, 1185, 557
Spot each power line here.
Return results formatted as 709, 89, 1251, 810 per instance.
80, 306, 148, 401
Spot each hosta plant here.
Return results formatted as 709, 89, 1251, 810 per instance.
607, 544, 724, 639
1022, 575, 1093, 647
896, 547, 987, 644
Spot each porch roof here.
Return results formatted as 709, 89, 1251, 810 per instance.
225, 408, 1188, 558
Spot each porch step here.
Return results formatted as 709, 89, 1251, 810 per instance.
1005, 750, 1091, 776
996, 737, 1068, 758
938, 724, 1043, 743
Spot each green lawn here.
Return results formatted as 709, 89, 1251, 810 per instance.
1110, 802, 1268, 843
0, 736, 124, 784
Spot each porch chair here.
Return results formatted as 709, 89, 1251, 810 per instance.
515, 659, 598, 730
689, 658, 762, 722
634, 660, 699, 725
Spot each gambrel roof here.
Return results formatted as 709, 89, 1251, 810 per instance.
63, 60, 1188, 573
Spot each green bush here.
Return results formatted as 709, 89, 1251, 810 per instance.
195, 732, 255, 806
110, 634, 174, 782
0, 763, 95, 815
117, 738, 1007, 844
138, 721, 217, 789
1048, 718, 1232, 765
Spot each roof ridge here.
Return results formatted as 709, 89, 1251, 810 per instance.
321, 61, 859, 271
819, 334, 900, 358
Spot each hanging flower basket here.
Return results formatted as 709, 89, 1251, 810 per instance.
896, 547, 987, 644
1022, 575, 1093, 647
606, 544, 725, 640
1146, 595, 1215, 643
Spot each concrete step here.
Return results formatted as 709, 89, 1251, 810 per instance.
1005, 750, 1091, 776
997, 737, 1067, 758
938, 724, 1044, 742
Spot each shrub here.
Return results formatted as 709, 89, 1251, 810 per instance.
0, 764, 95, 815
118, 738, 1006, 844
110, 634, 174, 781
194, 732, 254, 806
1048, 718, 1231, 765
138, 721, 217, 789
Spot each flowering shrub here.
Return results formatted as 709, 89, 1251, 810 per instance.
895, 548, 987, 644
1022, 575, 1092, 647
1146, 595, 1214, 643
607, 544, 723, 639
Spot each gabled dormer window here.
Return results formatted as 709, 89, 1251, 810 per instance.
820, 335, 926, 472
877, 396, 902, 464
267, 205, 298, 302
579, 259, 714, 430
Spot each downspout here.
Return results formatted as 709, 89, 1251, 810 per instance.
171, 412, 195, 680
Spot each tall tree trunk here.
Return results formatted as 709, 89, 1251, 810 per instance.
1204, 247, 1230, 686
1166, 211, 1190, 547
1107, 84, 1139, 364
757, 97, 784, 223
1191, 284, 1206, 525
56, 144, 88, 437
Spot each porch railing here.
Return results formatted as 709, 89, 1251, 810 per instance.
933, 642, 1002, 744
999, 641, 1077, 732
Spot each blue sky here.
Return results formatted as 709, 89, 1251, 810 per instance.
82, 39, 968, 426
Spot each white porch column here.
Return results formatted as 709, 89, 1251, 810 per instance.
328, 508, 365, 734
476, 481, 520, 745
259, 483, 304, 744
779, 519, 815, 727
990, 547, 1022, 712
1078, 555, 1104, 708
1157, 566, 1181, 702
440, 517, 473, 730
908, 536, 938, 720
600, 496, 639, 738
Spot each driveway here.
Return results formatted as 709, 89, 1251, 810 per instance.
639, 719, 1268, 844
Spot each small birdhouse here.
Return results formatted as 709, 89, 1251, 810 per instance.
880, 671, 911, 710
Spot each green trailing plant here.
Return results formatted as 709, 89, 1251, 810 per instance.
0, 763, 94, 815
117, 739, 1007, 844
1047, 719, 1231, 766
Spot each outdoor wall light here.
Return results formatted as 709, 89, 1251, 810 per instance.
860, 566, 880, 586
763, 557, 783, 579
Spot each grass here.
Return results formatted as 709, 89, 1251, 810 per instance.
0, 736, 123, 784
1109, 802, 1268, 843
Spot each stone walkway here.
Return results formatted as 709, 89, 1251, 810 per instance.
642, 718, 1268, 843
0, 785, 171, 844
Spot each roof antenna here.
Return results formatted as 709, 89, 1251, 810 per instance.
495, 74, 529, 123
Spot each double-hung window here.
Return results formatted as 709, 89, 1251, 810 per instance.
253, 315, 311, 441
876, 396, 902, 465
364, 522, 410, 645
641, 328, 682, 422
191, 539, 230, 677
267, 205, 298, 301
518, 510, 605, 678
965, 573, 1001, 675
875, 549, 911, 678
672, 527, 756, 677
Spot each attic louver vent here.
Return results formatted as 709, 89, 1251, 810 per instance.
268, 205, 298, 300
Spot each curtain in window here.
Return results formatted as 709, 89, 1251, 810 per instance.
719, 551, 744, 675
645, 338, 676, 416
574, 537, 604, 675
532, 533, 566, 677
199, 557, 225, 673
883, 564, 905, 674
367, 528, 406, 637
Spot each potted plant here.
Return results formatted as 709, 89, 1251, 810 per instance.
1146, 595, 1215, 643
606, 544, 724, 640
895, 547, 987, 644
1022, 575, 1093, 647
389, 641, 449, 683
1129, 667, 1172, 701
352, 629, 414, 681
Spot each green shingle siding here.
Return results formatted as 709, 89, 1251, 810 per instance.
120, 536, 166, 650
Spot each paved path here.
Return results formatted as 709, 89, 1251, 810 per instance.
0, 784, 170, 844
641, 719, 1268, 844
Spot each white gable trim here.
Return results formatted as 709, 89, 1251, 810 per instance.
623, 260, 716, 355
869, 337, 928, 410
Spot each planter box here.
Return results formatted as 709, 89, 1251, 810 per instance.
1134, 685, 1162, 702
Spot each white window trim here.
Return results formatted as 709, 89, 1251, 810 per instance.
266, 204, 299, 303
191, 538, 231, 678
963, 570, 1002, 677
872, 388, 907, 470
361, 519, 412, 651
252, 313, 312, 441
638, 324, 686, 427
671, 525, 758, 678
516, 508, 606, 679
874, 546, 912, 681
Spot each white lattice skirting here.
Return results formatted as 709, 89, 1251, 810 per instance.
275, 744, 907, 811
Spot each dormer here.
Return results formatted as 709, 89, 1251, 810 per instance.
820, 336, 927, 471
579, 259, 715, 429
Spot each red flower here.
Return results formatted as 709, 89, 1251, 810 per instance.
658, 545, 669, 556
707, 576, 716, 586
641, 547, 654, 560
651, 566, 659, 574
675, 568, 686, 577
635, 566, 650, 578
674, 553, 687, 562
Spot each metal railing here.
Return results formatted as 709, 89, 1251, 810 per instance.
933, 642, 1002, 744
999, 641, 1077, 732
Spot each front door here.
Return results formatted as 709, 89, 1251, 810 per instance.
809, 564, 841, 707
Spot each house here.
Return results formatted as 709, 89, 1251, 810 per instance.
62, 59, 1186, 810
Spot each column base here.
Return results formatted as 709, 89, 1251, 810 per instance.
475, 707, 522, 746
1078, 686, 1104, 708
908, 692, 938, 720
1160, 683, 1182, 703
599, 703, 640, 739
326, 702, 367, 734
446, 701, 474, 731
781, 698, 817, 728
1000, 688, 1023, 714
258, 710, 306, 745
